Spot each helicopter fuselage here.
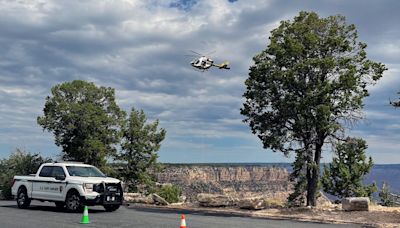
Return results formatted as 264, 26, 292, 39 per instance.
190, 56, 214, 70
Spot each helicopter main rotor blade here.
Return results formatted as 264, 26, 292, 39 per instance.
206, 50, 216, 56
189, 50, 202, 56
184, 54, 199, 57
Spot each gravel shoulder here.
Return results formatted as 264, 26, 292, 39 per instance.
126, 203, 400, 228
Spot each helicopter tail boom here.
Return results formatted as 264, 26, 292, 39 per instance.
213, 61, 230, 70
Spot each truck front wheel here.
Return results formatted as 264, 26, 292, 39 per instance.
104, 204, 120, 212
65, 191, 83, 212
16, 187, 31, 209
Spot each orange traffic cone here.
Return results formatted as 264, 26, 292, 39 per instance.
180, 214, 187, 228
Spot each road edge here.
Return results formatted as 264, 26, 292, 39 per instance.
124, 203, 378, 227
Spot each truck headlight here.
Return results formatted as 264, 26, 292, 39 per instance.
84, 183, 94, 193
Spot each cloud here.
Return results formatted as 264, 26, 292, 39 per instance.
0, 0, 399, 164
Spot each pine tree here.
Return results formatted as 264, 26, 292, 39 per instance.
118, 108, 166, 192
321, 137, 377, 199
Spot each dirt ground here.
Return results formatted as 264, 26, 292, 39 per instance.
149, 203, 400, 228
250, 204, 400, 228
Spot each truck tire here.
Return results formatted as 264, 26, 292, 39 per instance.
16, 187, 31, 209
65, 191, 83, 212
104, 204, 120, 212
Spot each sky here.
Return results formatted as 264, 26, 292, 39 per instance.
0, 0, 399, 164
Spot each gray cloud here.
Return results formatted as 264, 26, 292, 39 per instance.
0, 0, 399, 163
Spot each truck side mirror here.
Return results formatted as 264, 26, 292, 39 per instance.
55, 175, 65, 181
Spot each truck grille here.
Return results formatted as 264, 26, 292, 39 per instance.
104, 183, 123, 204
106, 185, 118, 192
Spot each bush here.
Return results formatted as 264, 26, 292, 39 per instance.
156, 184, 181, 203
0, 149, 52, 199
379, 182, 395, 207
0, 172, 14, 199
263, 198, 285, 208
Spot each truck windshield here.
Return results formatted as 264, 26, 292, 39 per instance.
66, 166, 106, 177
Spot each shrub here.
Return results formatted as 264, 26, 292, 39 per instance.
263, 198, 285, 208
0, 149, 51, 199
156, 184, 181, 203
0, 172, 14, 199
379, 182, 395, 207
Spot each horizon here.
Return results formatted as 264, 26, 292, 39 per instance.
159, 162, 400, 165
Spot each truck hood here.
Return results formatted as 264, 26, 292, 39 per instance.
67, 176, 121, 184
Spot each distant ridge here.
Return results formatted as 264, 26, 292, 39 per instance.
162, 162, 400, 166
161, 162, 291, 168
162, 163, 400, 193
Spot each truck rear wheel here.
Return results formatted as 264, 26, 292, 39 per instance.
16, 187, 31, 209
65, 191, 83, 212
104, 204, 120, 212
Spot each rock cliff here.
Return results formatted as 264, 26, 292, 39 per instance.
157, 164, 291, 201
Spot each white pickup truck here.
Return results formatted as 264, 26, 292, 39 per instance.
11, 162, 123, 212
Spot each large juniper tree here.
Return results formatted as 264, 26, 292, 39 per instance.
241, 11, 386, 206
37, 80, 126, 169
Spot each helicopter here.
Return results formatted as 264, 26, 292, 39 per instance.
188, 50, 230, 71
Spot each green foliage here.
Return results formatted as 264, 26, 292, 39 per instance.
156, 184, 181, 203
241, 11, 386, 206
321, 137, 377, 199
263, 198, 285, 208
0, 149, 52, 199
117, 108, 166, 192
379, 182, 395, 206
37, 80, 125, 169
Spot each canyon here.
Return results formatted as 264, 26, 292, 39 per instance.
157, 164, 291, 201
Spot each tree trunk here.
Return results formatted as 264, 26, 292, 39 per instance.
306, 142, 322, 206
306, 162, 312, 206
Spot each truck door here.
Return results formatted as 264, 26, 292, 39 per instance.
48, 166, 67, 201
32, 166, 53, 200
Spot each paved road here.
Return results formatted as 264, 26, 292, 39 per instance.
0, 200, 363, 228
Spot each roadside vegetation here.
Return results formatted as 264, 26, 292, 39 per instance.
156, 184, 182, 204
117, 108, 166, 193
321, 137, 377, 199
0, 149, 52, 199
379, 182, 400, 207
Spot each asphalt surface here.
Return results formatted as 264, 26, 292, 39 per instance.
0, 200, 364, 228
